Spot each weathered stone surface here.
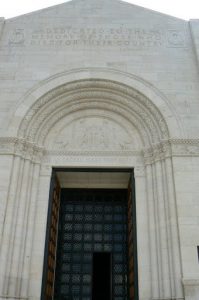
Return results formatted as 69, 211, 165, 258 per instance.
0, 1, 199, 299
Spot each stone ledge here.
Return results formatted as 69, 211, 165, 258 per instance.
0, 297, 28, 300
152, 298, 184, 300
1, 137, 199, 164
182, 278, 199, 286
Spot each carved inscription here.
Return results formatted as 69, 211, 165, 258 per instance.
30, 26, 163, 48
8, 26, 187, 49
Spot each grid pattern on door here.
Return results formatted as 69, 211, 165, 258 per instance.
54, 189, 128, 300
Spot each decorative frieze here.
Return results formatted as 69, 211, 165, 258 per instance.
143, 140, 172, 164
144, 139, 199, 164
171, 139, 199, 156
46, 149, 141, 157
0, 137, 44, 163
1, 137, 199, 165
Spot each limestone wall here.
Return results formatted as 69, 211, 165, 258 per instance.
190, 20, 199, 71
0, 0, 198, 137
0, 1, 199, 300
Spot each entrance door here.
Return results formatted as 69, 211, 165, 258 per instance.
41, 170, 139, 300
53, 189, 128, 300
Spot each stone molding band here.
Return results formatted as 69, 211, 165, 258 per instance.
0, 297, 28, 300
151, 298, 185, 300
0, 137, 199, 163
0, 137, 44, 163
182, 278, 199, 286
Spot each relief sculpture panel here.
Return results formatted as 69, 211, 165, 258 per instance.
48, 116, 140, 152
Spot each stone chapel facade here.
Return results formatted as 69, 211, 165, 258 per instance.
0, 0, 199, 300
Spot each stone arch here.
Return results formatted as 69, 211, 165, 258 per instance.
19, 79, 169, 148
7, 68, 181, 146
0, 68, 184, 300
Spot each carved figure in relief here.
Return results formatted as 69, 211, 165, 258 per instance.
52, 117, 136, 151
81, 125, 108, 149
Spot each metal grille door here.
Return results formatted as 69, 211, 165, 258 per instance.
54, 189, 128, 300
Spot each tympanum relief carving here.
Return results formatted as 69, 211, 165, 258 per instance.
46, 115, 140, 152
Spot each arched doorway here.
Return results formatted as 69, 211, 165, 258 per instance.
1, 69, 183, 300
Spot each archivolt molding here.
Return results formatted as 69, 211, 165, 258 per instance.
31, 97, 151, 146
5, 69, 188, 163
16, 79, 169, 147
8, 68, 182, 137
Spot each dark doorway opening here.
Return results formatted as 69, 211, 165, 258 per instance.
92, 252, 112, 300
41, 168, 139, 300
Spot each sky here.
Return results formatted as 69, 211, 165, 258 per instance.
0, 0, 199, 20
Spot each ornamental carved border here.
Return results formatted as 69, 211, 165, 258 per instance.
18, 79, 169, 146
0, 137, 44, 163
1, 138, 199, 164
31, 98, 150, 145
143, 139, 199, 164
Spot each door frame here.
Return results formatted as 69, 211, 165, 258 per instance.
40, 167, 139, 300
